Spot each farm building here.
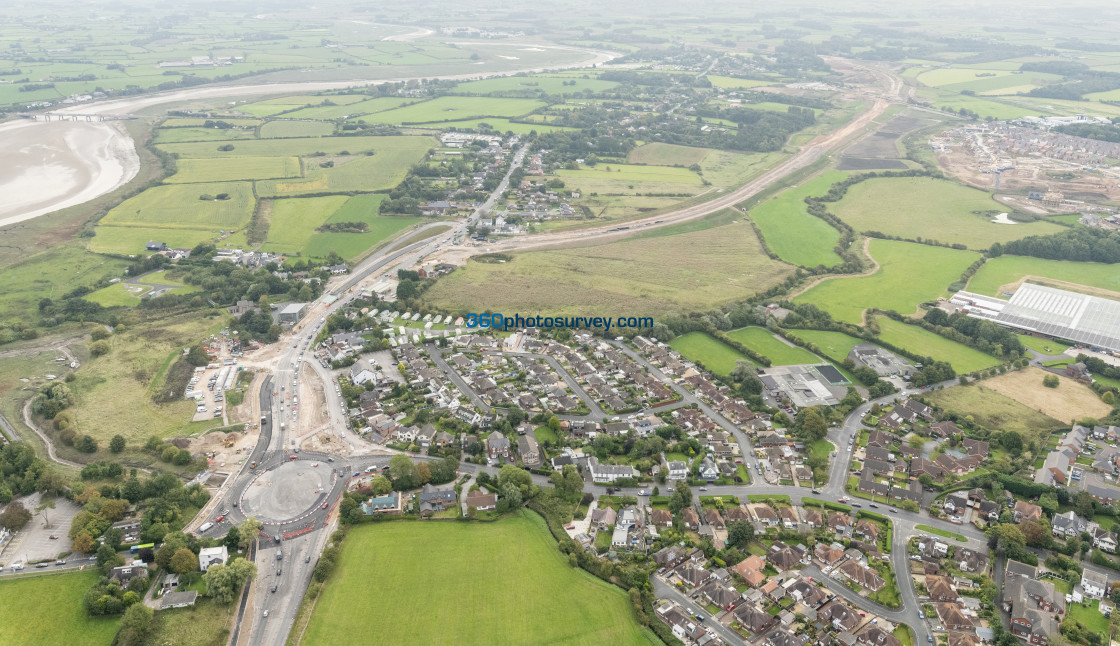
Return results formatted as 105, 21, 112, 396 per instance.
953, 283, 1120, 354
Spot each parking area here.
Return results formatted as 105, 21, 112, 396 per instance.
187, 362, 239, 422
0, 494, 81, 565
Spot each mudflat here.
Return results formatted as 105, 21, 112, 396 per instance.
0, 119, 138, 227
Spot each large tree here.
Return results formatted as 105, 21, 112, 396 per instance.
168, 547, 199, 575
389, 455, 419, 490
117, 604, 154, 646
668, 483, 693, 515
727, 520, 755, 548
238, 517, 262, 551
0, 501, 32, 531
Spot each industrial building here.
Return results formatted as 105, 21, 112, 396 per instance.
952, 283, 1120, 354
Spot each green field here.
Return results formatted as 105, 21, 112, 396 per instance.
790, 329, 868, 361
628, 143, 711, 166
410, 117, 576, 134
967, 255, 1120, 297
0, 244, 131, 320
284, 97, 412, 120
915, 524, 968, 542
707, 75, 777, 89
0, 572, 120, 646
258, 120, 335, 138
558, 163, 704, 185
748, 171, 847, 267
157, 135, 431, 159
84, 282, 151, 307
425, 218, 792, 316
301, 512, 658, 646
305, 196, 421, 260
449, 74, 620, 95
925, 384, 1064, 436
154, 127, 259, 144
166, 156, 301, 183
357, 96, 547, 124
1016, 334, 1070, 355
261, 196, 351, 255
796, 240, 978, 324
97, 182, 255, 231
669, 332, 749, 375
829, 177, 1064, 249
875, 317, 1001, 373
254, 138, 433, 197
726, 327, 819, 365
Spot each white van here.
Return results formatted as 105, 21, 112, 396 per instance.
198, 522, 214, 533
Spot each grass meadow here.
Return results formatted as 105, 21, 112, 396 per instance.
0, 244, 131, 321
258, 120, 335, 138
356, 96, 546, 124
166, 156, 301, 183
0, 572, 120, 646
982, 367, 1111, 422
425, 219, 792, 316
303, 195, 420, 260
96, 182, 255, 230
84, 282, 151, 307
795, 239, 978, 324
747, 170, 848, 268
284, 97, 412, 120
967, 255, 1120, 296
925, 383, 1064, 436
829, 177, 1064, 249
670, 332, 749, 375
157, 135, 431, 159
726, 327, 819, 365
260, 196, 351, 255
628, 143, 711, 166
789, 329, 867, 362
874, 317, 1001, 373
300, 512, 659, 646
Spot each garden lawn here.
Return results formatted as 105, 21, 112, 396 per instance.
670, 332, 748, 376
746, 170, 847, 267
967, 255, 1120, 297
300, 512, 658, 646
142, 597, 233, 646
726, 327, 819, 365
1016, 334, 1071, 355
795, 240, 978, 324
0, 571, 120, 646
1066, 600, 1109, 635
875, 317, 1000, 373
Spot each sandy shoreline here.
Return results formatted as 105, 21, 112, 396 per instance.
0, 42, 615, 230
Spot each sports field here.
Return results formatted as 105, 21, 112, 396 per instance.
726, 327, 819, 365
670, 332, 749, 375
829, 177, 1064, 249
425, 219, 792, 316
300, 512, 659, 646
0, 572, 120, 646
166, 156, 301, 183
874, 317, 1001, 373
926, 384, 1064, 436
967, 255, 1120, 297
747, 170, 847, 267
99, 182, 254, 230
795, 240, 978, 324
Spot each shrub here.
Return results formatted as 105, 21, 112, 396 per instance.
89, 340, 111, 357
1043, 374, 1060, 388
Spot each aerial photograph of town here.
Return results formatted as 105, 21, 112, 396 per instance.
5, 0, 1120, 645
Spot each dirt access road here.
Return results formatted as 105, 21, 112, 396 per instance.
435, 67, 900, 261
